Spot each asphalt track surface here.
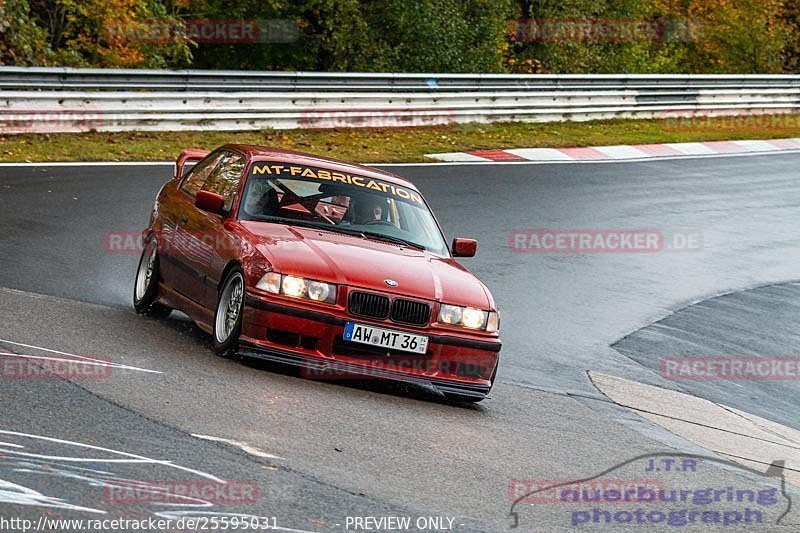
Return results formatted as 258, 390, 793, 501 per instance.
2, 153, 800, 531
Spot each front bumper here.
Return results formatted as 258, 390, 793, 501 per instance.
240, 293, 501, 399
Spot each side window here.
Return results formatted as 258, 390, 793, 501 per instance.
180, 152, 224, 198
201, 151, 246, 212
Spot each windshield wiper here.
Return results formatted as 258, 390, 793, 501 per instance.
359, 231, 426, 250
248, 216, 426, 250
249, 216, 334, 231
289, 223, 426, 250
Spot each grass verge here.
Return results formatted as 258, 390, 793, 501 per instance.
2, 114, 800, 163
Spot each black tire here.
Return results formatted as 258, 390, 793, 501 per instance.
133, 239, 172, 318
213, 268, 245, 357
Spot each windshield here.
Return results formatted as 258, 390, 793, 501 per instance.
239, 162, 449, 255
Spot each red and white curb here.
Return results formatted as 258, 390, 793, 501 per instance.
3, 138, 800, 169
426, 138, 800, 163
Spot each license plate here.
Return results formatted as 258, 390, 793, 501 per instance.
343, 322, 429, 354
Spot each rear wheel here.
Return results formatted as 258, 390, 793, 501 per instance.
213, 268, 245, 357
133, 239, 171, 318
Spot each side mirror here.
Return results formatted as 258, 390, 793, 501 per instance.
175, 148, 211, 179
195, 190, 224, 214
452, 238, 477, 257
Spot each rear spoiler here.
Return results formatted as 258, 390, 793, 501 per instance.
174, 148, 211, 179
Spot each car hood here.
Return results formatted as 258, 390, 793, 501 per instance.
240, 222, 492, 309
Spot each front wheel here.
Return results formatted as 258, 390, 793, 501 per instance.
133, 239, 172, 318
213, 268, 245, 357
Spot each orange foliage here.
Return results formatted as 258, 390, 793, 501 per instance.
654, 0, 792, 72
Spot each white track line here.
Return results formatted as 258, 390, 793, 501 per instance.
0, 353, 161, 374
191, 434, 284, 460
376, 149, 800, 166
0, 429, 223, 482
0, 338, 162, 374
1, 148, 799, 169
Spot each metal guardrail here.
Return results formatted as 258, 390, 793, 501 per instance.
2, 66, 799, 133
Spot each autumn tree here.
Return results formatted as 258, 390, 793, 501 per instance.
1, 0, 191, 67
185, 0, 512, 72
505, 0, 688, 73
654, 0, 794, 73
780, 0, 800, 72
3, 0, 799, 73
0, 0, 57, 65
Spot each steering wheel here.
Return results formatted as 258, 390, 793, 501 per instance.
364, 220, 394, 226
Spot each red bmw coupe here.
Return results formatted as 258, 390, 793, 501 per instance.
134, 145, 501, 401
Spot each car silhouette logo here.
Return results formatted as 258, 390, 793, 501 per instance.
384, 279, 399, 287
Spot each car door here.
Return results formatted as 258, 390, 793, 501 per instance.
163, 150, 226, 302
178, 150, 246, 309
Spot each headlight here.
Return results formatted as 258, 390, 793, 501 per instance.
307, 280, 332, 302
256, 272, 337, 304
439, 304, 463, 325
438, 304, 499, 332
461, 307, 486, 329
282, 275, 306, 298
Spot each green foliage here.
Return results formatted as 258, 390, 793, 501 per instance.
0, 0, 57, 65
1, 0, 798, 73
654, 0, 793, 74
185, 0, 513, 72
506, 0, 686, 73
355, 0, 512, 72
505, 0, 799, 74
1, 0, 191, 67
783, 0, 800, 72
182, 0, 307, 70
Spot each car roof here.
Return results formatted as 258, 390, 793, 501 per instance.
222, 144, 419, 190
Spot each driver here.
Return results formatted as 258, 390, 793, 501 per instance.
353, 196, 386, 224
